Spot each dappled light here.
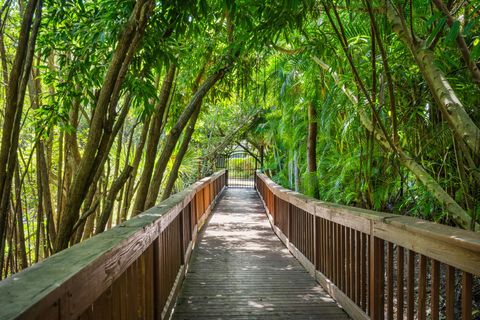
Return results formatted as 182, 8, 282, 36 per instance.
173, 188, 348, 319
0, 0, 478, 318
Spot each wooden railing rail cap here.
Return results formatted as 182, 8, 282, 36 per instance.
286, 191, 317, 213
192, 169, 225, 191
373, 216, 480, 275
0, 216, 156, 320
255, 170, 480, 275
376, 215, 480, 250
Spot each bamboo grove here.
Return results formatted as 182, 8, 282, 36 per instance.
0, 0, 478, 278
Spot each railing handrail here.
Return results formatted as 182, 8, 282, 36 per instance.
256, 171, 480, 275
0, 170, 226, 320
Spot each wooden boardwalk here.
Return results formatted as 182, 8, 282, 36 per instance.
172, 188, 349, 319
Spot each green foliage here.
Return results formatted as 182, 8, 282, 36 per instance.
1, 0, 479, 277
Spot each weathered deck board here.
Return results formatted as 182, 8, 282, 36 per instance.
172, 188, 349, 319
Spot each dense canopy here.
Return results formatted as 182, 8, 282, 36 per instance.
0, 0, 479, 277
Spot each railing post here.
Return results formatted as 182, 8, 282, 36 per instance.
225, 169, 228, 187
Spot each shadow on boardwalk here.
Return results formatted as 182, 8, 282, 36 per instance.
172, 188, 349, 319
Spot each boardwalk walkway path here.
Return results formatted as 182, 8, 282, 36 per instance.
172, 188, 349, 319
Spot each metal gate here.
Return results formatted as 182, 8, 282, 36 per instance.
226, 151, 257, 188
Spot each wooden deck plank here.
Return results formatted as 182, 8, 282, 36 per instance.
172, 189, 349, 319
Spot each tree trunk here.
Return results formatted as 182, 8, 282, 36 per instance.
161, 102, 202, 200
0, 0, 42, 270
313, 57, 477, 230
59, 98, 82, 230
13, 165, 28, 270
293, 150, 299, 192
132, 64, 176, 215
386, 2, 480, 157
121, 118, 150, 221
55, 0, 154, 251
36, 143, 56, 249
96, 166, 133, 234
431, 0, 480, 87
145, 66, 231, 209
28, 59, 57, 249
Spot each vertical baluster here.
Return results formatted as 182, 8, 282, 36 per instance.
345, 227, 350, 297
309, 212, 312, 259
347, 228, 355, 300
407, 250, 415, 320
361, 232, 367, 312
344, 226, 348, 294
304, 210, 307, 257
92, 286, 112, 320
179, 210, 185, 265
446, 266, 455, 320
355, 230, 361, 305
340, 226, 347, 292
323, 218, 327, 274
289, 203, 293, 242
301, 209, 304, 254
431, 259, 439, 320
292, 206, 296, 247
335, 223, 340, 285
314, 216, 318, 268
461, 272, 472, 320
273, 196, 277, 226
153, 236, 161, 319
297, 207, 300, 251
330, 221, 334, 280
387, 242, 394, 320
145, 245, 154, 319
418, 255, 427, 320
313, 214, 317, 266
369, 236, 384, 320
339, 225, 344, 291
301, 210, 304, 254
139, 252, 147, 319
122, 266, 128, 317
396, 247, 404, 320
327, 221, 335, 279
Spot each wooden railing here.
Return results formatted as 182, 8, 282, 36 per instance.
0, 170, 227, 320
255, 171, 480, 320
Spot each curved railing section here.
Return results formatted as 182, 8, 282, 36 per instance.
255, 171, 479, 320
0, 170, 227, 320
